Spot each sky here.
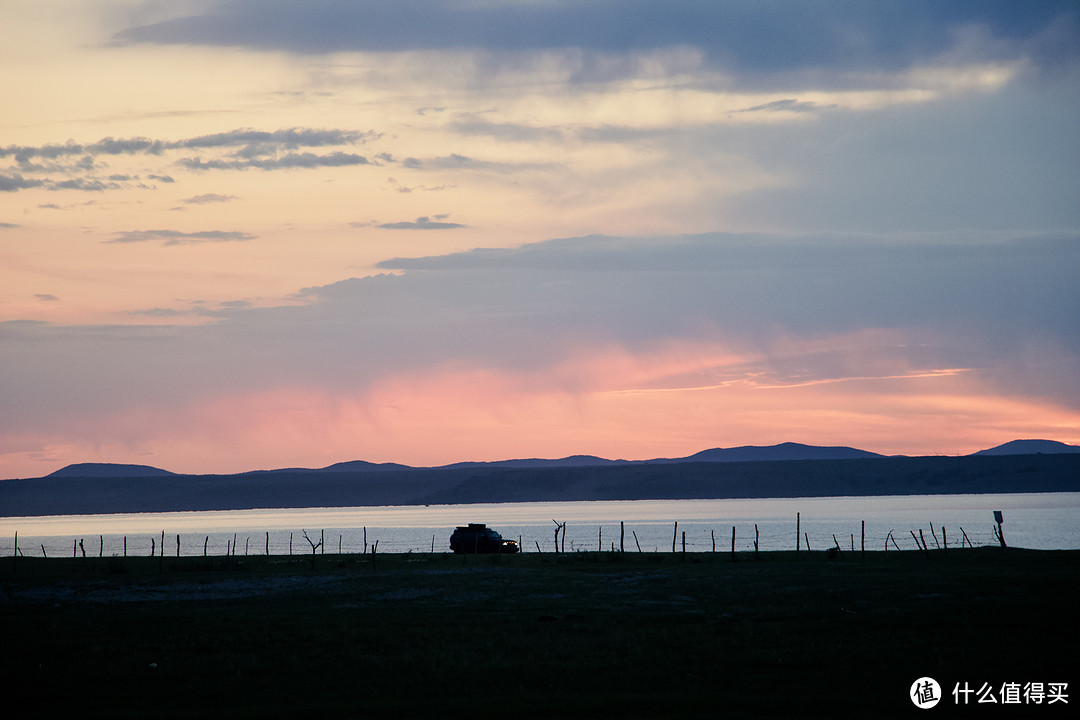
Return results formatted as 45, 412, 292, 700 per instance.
1, 1, 1079, 478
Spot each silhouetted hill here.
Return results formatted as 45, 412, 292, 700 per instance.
973, 439, 1080, 456
438, 444, 882, 468
47, 463, 175, 478
33, 439, 1071, 482
679, 442, 884, 463
319, 460, 415, 472
438, 455, 623, 470
3, 452, 1078, 517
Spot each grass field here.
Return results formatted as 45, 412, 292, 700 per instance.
2, 547, 1077, 718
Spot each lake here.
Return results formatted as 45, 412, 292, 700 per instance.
2, 492, 1078, 558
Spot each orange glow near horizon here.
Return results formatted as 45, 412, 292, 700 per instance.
4, 340, 1077, 479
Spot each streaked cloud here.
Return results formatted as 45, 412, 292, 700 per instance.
0, 174, 45, 192
177, 151, 371, 171
735, 99, 836, 114
405, 154, 557, 174
181, 193, 238, 204
1, 127, 378, 192
377, 215, 465, 230
49, 177, 122, 192
1, 128, 375, 162
107, 229, 257, 246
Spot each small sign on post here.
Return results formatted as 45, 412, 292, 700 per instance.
993, 511, 1006, 548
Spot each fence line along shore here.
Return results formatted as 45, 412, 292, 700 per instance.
7, 511, 1014, 563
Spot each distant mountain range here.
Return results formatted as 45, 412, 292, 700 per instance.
39, 439, 1076, 479
3, 439, 1076, 517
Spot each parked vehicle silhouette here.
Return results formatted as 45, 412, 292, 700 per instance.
450, 523, 519, 554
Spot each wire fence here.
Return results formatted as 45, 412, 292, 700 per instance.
6, 517, 1016, 559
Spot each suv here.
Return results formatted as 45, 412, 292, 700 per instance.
450, 523, 520, 554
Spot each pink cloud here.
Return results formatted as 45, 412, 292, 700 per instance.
3, 334, 1078, 479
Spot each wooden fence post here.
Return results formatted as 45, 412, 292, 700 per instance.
912, 530, 930, 558
796, 512, 801, 555
672, 522, 678, 553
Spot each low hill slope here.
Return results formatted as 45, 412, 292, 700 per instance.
47, 463, 175, 478
973, 439, 1080, 456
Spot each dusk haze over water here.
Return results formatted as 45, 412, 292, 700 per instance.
2, 1, 1079, 479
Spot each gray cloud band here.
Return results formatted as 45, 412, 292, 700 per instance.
111, 0, 1079, 79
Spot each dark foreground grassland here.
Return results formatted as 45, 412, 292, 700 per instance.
2, 548, 1077, 718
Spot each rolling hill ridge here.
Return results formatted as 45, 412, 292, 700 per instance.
1, 440, 1076, 517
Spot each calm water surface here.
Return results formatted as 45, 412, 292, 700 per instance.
2, 493, 1077, 557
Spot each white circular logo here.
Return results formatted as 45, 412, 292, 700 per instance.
911, 677, 942, 709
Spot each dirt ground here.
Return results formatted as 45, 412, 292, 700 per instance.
2, 548, 1077, 718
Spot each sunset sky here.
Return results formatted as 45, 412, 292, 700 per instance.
2, 1, 1078, 478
